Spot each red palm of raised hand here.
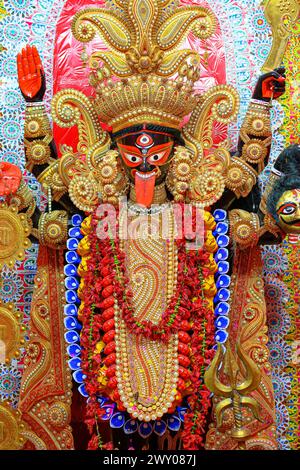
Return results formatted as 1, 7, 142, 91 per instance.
17, 45, 44, 100
0, 163, 22, 196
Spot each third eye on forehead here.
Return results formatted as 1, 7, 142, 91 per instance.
136, 133, 154, 148
118, 132, 173, 147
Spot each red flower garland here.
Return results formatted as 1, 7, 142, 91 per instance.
79, 203, 215, 450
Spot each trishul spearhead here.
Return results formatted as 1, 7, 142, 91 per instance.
204, 342, 262, 441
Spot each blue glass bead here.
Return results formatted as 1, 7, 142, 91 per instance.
64, 304, 78, 316
138, 422, 153, 438
214, 288, 230, 303
101, 404, 115, 421
215, 315, 230, 329
67, 238, 79, 251
78, 383, 88, 398
65, 276, 79, 290
124, 419, 138, 435
64, 316, 80, 330
64, 264, 77, 277
65, 251, 81, 264
213, 209, 227, 221
177, 407, 187, 422
215, 302, 230, 316
214, 222, 229, 236
97, 396, 108, 407
64, 330, 80, 344
215, 329, 228, 343
73, 369, 85, 383
167, 416, 181, 432
71, 214, 83, 226
216, 274, 231, 289
154, 420, 167, 436
69, 226, 83, 239
68, 357, 81, 371
67, 343, 81, 357
217, 261, 229, 274
65, 290, 79, 304
110, 412, 125, 429
214, 248, 228, 261
217, 234, 229, 247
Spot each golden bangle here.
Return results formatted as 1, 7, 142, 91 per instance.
7, 178, 33, 211
38, 210, 68, 249
229, 209, 260, 248
225, 157, 257, 198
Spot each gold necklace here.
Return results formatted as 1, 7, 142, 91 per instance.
114, 205, 179, 421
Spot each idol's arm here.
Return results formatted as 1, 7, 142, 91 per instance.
216, 68, 286, 247
236, 68, 286, 172
17, 45, 76, 249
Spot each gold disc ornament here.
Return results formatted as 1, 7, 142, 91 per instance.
0, 203, 31, 269
0, 402, 25, 450
0, 300, 25, 363
189, 169, 225, 207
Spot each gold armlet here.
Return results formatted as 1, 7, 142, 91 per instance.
239, 100, 272, 173
225, 157, 257, 198
25, 102, 51, 138
37, 210, 68, 249
229, 209, 260, 249
24, 103, 53, 172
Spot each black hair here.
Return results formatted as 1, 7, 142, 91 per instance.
267, 144, 300, 221
111, 124, 184, 145
267, 175, 300, 221
273, 144, 300, 175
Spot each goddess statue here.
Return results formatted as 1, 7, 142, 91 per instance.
0, 0, 293, 451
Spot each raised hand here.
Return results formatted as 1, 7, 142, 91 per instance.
17, 45, 46, 102
0, 162, 22, 196
252, 67, 286, 102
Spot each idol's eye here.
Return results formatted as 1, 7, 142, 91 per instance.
282, 206, 296, 215
147, 151, 169, 165
278, 203, 297, 216
123, 153, 143, 165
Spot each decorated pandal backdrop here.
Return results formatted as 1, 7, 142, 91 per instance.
0, 0, 299, 451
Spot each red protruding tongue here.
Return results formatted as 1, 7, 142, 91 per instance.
135, 171, 156, 208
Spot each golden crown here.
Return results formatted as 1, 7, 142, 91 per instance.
71, 0, 217, 132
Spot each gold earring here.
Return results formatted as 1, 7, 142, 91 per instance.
166, 146, 192, 201
97, 150, 129, 205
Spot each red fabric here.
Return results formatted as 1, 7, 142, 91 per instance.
52, 0, 106, 157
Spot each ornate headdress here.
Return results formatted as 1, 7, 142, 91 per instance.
51, 0, 241, 210
71, 0, 216, 132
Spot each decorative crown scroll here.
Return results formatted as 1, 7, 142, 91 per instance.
70, 0, 217, 132
72, 0, 216, 78
50, 0, 242, 210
